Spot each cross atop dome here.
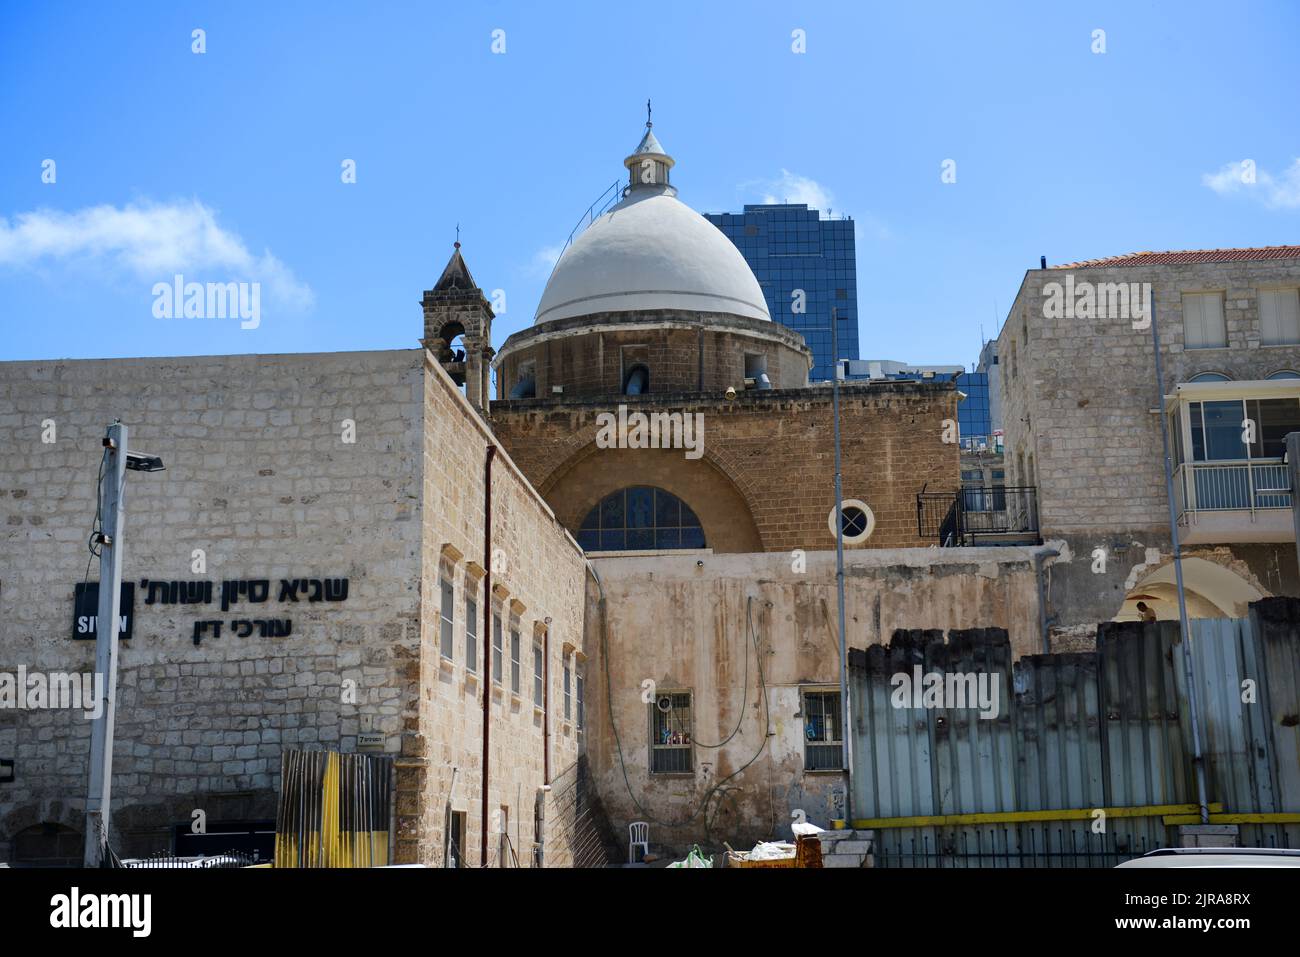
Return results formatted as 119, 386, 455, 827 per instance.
624, 105, 675, 196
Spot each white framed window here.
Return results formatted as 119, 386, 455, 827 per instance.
439, 577, 455, 661
532, 643, 544, 707
649, 691, 693, 773
1183, 292, 1227, 349
1187, 396, 1300, 461
1260, 288, 1300, 346
828, 499, 875, 545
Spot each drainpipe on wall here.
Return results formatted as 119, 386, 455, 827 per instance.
480, 444, 496, 866
1033, 546, 1060, 654
830, 307, 853, 827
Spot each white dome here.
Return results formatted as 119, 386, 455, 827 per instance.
534, 189, 771, 324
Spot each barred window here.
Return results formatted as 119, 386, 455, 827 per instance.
439, 578, 455, 661
803, 690, 844, 771
650, 692, 693, 773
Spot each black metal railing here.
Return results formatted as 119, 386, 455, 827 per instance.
121, 849, 259, 868
917, 485, 1040, 546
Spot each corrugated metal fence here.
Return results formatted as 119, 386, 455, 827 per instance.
850, 597, 1300, 866
274, 749, 393, 868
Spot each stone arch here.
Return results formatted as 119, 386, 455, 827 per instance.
540, 443, 762, 553
1117, 556, 1268, 620
1, 800, 85, 866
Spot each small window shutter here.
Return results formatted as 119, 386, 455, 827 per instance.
1204, 293, 1226, 346
1262, 289, 1300, 345
1184, 294, 1204, 347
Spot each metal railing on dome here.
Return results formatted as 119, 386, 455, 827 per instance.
546, 180, 623, 283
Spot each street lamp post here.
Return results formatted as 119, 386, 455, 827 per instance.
83, 421, 164, 867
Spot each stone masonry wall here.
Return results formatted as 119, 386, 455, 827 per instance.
494, 310, 812, 399
490, 379, 959, 553
0, 351, 425, 861
405, 352, 589, 866
997, 257, 1300, 624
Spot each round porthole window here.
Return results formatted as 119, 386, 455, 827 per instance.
828, 499, 875, 545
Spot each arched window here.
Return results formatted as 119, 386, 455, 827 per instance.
1189, 371, 1232, 382
1267, 369, 1300, 379
577, 486, 704, 551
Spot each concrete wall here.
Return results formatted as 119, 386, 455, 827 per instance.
0, 350, 425, 861
583, 547, 1042, 854
998, 258, 1300, 627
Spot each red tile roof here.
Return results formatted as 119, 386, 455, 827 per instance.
1052, 246, 1300, 269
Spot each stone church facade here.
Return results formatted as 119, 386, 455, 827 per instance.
0, 120, 1046, 863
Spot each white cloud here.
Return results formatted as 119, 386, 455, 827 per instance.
1202, 158, 1300, 210
743, 170, 890, 238
758, 169, 835, 212
527, 242, 565, 279
0, 199, 314, 308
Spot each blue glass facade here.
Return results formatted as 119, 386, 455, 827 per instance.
955, 372, 992, 445
704, 204, 858, 381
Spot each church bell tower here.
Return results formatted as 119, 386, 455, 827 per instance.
421, 241, 494, 413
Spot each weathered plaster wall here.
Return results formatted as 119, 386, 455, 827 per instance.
583, 547, 1042, 854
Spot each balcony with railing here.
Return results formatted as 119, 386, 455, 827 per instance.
1173, 460, 1293, 543
917, 485, 1041, 547
1167, 379, 1300, 545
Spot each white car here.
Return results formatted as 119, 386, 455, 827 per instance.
1117, 848, 1300, 868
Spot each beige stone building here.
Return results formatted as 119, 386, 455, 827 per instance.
0, 120, 1049, 864
996, 247, 1300, 639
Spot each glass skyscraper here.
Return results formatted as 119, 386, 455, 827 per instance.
704, 204, 858, 381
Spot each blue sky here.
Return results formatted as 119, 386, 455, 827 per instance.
2, 0, 1298, 369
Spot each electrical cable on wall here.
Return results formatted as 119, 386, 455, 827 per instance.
82, 446, 108, 586
594, 565, 773, 842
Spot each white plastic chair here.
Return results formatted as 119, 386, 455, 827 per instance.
628, 821, 649, 863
